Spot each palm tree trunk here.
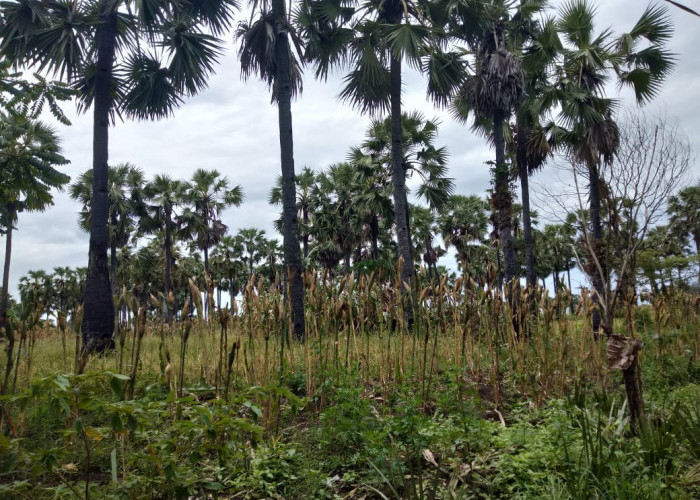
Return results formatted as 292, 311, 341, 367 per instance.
390, 52, 414, 326
344, 251, 351, 275
0, 206, 15, 337
110, 212, 117, 291
273, 0, 305, 341
693, 229, 700, 287
164, 208, 173, 323
370, 215, 379, 260
302, 206, 309, 261
588, 163, 605, 337
517, 122, 536, 290
81, 5, 118, 354
0, 207, 14, 392
493, 114, 517, 285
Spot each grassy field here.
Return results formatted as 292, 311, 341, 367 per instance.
1, 278, 698, 499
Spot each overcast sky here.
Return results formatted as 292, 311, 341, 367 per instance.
2, 0, 699, 300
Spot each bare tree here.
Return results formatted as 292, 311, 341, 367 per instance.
570, 110, 691, 430
575, 111, 691, 333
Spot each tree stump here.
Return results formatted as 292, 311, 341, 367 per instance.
606, 334, 644, 433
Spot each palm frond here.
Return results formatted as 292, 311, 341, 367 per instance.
121, 52, 182, 120
161, 17, 223, 95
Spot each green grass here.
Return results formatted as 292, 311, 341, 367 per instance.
1, 284, 699, 499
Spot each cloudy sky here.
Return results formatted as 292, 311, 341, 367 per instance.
2, 0, 699, 299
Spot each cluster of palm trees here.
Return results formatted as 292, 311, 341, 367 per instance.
69, 165, 244, 321
0, 0, 688, 347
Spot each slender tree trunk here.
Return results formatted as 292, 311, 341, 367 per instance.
0, 207, 15, 337
273, 0, 305, 340
493, 114, 518, 285
390, 52, 414, 326
344, 250, 351, 276
370, 215, 379, 260
109, 212, 117, 292
588, 163, 605, 337
302, 207, 309, 261
81, 6, 118, 354
0, 208, 14, 393
164, 208, 173, 324
694, 229, 700, 287
494, 114, 520, 334
517, 121, 536, 290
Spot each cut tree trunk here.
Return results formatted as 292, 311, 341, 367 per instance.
607, 335, 645, 434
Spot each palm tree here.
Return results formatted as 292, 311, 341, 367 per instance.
668, 182, 700, 287
237, 0, 306, 339
211, 235, 247, 311
409, 204, 444, 280
553, 0, 675, 335
69, 163, 145, 291
361, 112, 454, 212
181, 168, 243, 276
0, 0, 238, 352
234, 228, 270, 278
310, 162, 363, 275
0, 111, 69, 341
299, 0, 454, 323
449, 0, 526, 288
141, 174, 189, 322
510, 8, 559, 290
438, 194, 490, 281
269, 166, 317, 260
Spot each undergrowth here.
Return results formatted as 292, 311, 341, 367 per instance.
0, 280, 698, 498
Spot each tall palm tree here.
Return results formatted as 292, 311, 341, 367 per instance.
553, 0, 674, 335
141, 174, 189, 322
448, 0, 525, 288
237, 0, 306, 339
69, 163, 145, 291
299, 0, 453, 323
0, 0, 238, 352
180, 168, 243, 276
0, 111, 69, 341
510, 6, 559, 290
348, 147, 394, 261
